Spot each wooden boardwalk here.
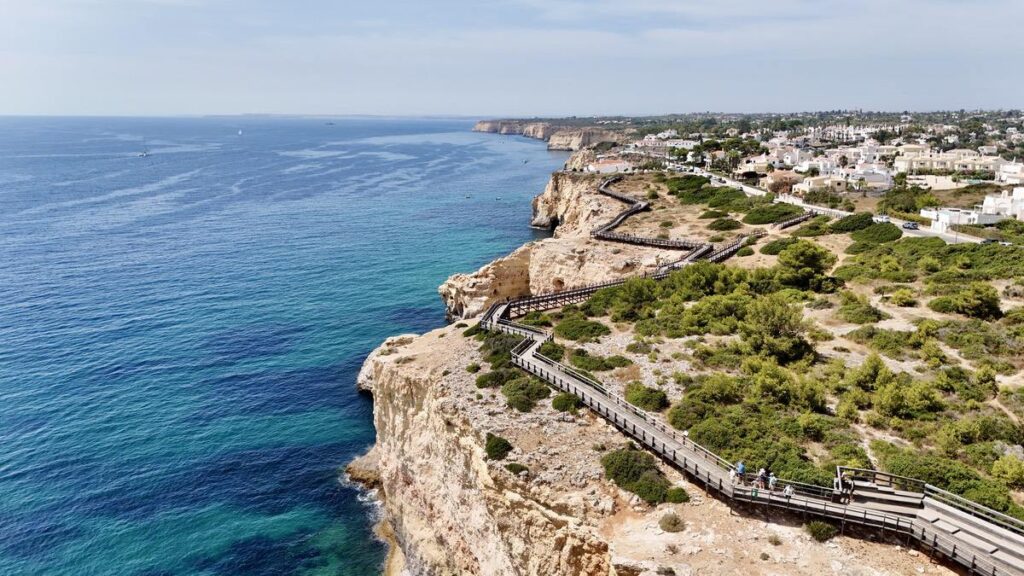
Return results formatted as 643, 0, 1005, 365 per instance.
476, 177, 1024, 576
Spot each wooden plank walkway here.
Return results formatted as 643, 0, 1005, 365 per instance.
475, 176, 1024, 576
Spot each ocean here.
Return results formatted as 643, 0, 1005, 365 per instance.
0, 117, 567, 575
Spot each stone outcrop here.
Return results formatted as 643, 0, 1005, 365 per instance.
438, 244, 533, 319
439, 171, 682, 319
357, 327, 613, 576
473, 120, 557, 141
547, 128, 624, 151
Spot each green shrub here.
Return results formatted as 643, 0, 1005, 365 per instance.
760, 237, 799, 255
666, 486, 690, 503
829, 212, 874, 233
552, 392, 583, 413
485, 433, 513, 460
466, 362, 481, 373
569, 348, 633, 371
888, 288, 917, 307
475, 368, 519, 389
851, 222, 903, 243
743, 203, 803, 225
626, 340, 653, 354
479, 332, 523, 368
659, 512, 685, 532
501, 376, 550, 412
700, 209, 728, 219
740, 294, 812, 362
520, 310, 553, 327
600, 446, 672, 504
992, 455, 1024, 489
837, 292, 889, 324
709, 217, 742, 231
538, 341, 565, 361
462, 323, 483, 337
660, 220, 674, 228
736, 246, 754, 257
504, 462, 529, 475
927, 283, 1002, 320
555, 315, 611, 342
625, 381, 670, 411
805, 521, 837, 542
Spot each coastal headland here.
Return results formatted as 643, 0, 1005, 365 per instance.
350, 118, 1024, 576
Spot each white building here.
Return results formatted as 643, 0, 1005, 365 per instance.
894, 148, 1005, 174
998, 162, 1024, 185
919, 207, 1006, 233
980, 187, 1024, 220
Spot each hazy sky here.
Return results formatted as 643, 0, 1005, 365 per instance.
2, 0, 1021, 116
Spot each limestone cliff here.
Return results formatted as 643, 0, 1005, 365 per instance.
353, 315, 955, 576
358, 327, 613, 576
438, 172, 680, 319
547, 129, 624, 151
473, 120, 557, 141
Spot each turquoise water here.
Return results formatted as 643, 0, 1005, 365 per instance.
0, 117, 566, 575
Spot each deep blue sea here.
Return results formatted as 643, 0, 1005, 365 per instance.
0, 117, 566, 576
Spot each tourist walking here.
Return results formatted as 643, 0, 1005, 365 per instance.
736, 461, 745, 484
783, 484, 794, 499
729, 468, 737, 485
768, 472, 777, 492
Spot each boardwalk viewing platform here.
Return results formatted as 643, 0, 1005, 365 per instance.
477, 177, 1024, 576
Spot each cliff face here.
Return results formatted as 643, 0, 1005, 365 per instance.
359, 327, 613, 576
546, 129, 623, 151
438, 172, 679, 319
473, 120, 557, 141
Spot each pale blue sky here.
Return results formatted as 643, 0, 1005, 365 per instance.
1, 0, 1021, 116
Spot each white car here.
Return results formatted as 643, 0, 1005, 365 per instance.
873, 215, 890, 223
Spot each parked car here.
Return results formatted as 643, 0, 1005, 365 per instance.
873, 215, 890, 223
981, 238, 998, 244
902, 222, 919, 230
999, 241, 1013, 246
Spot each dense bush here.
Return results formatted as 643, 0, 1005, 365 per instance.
570, 348, 633, 371
479, 332, 523, 368
805, 521, 837, 542
926, 283, 1002, 320
700, 209, 728, 219
709, 217, 742, 231
760, 237, 799, 255
666, 486, 690, 503
520, 310, 553, 327
829, 212, 874, 233
554, 314, 611, 342
992, 455, 1024, 488
836, 292, 889, 324
501, 376, 550, 412
851, 222, 903, 243
775, 241, 838, 289
462, 323, 483, 338
736, 246, 755, 257
475, 368, 520, 389
485, 433, 513, 460
740, 294, 812, 362
600, 446, 672, 504
466, 362, 481, 373
742, 203, 803, 225
538, 341, 565, 361
552, 392, 583, 413
625, 382, 670, 411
